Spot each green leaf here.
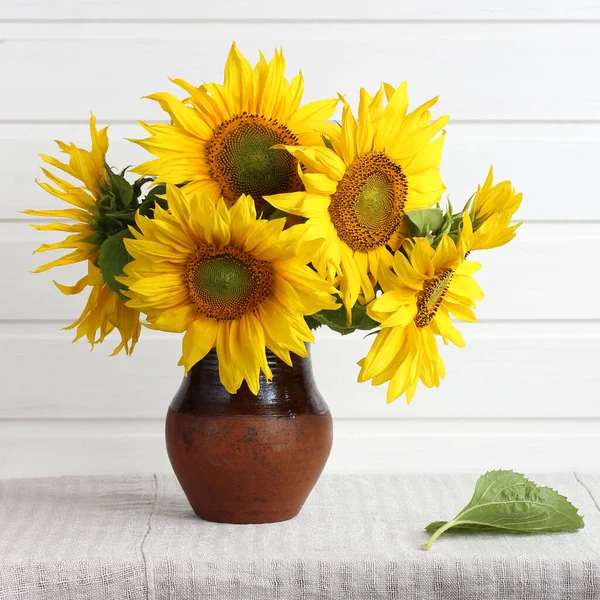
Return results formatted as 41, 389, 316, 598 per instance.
304, 314, 322, 331
312, 301, 379, 335
422, 470, 584, 551
424, 521, 497, 534
311, 305, 354, 335
98, 229, 135, 299
404, 208, 443, 238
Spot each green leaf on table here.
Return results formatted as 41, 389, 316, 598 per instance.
98, 229, 135, 299
424, 521, 497, 533
422, 470, 584, 551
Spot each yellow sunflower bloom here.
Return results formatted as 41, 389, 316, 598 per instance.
119, 185, 338, 395
358, 221, 483, 403
24, 115, 141, 355
471, 166, 523, 250
131, 43, 338, 213
266, 84, 449, 321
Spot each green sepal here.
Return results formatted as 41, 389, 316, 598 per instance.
105, 165, 134, 208
138, 183, 168, 217
266, 208, 288, 221
78, 232, 104, 247
463, 192, 476, 216
440, 200, 454, 235
92, 166, 151, 241
430, 200, 456, 248
132, 176, 154, 202
103, 209, 138, 224
321, 134, 335, 151
98, 229, 135, 299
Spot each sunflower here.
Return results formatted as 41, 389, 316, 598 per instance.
119, 184, 338, 394
24, 115, 141, 355
131, 43, 338, 213
358, 217, 483, 403
266, 84, 449, 321
471, 167, 522, 250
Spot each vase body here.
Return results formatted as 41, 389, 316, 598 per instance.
165, 347, 333, 524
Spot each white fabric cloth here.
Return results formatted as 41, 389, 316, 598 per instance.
0, 473, 599, 599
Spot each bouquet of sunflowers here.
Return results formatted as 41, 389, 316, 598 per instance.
27, 43, 521, 403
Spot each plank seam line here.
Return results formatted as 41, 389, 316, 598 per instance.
2, 18, 600, 25
573, 472, 600, 515
3, 119, 600, 126
140, 473, 158, 600
2, 318, 599, 325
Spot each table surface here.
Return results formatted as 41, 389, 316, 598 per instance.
0, 473, 599, 599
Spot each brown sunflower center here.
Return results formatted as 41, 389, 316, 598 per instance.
414, 268, 454, 328
185, 245, 273, 320
205, 113, 303, 211
328, 152, 407, 252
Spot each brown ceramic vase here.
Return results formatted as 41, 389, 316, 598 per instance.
165, 347, 333, 524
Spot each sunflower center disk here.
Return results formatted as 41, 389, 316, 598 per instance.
415, 269, 454, 328
328, 152, 408, 252
206, 114, 302, 210
185, 247, 273, 320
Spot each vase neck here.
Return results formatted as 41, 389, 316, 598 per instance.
170, 346, 329, 417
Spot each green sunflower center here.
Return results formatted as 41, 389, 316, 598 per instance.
354, 172, 395, 231
206, 114, 303, 211
185, 246, 273, 320
414, 268, 454, 328
328, 152, 407, 252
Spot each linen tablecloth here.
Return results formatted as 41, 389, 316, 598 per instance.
0, 473, 599, 599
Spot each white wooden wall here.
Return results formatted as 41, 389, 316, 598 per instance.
1, 1, 599, 478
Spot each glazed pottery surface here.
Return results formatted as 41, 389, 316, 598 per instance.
165, 348, 333, 524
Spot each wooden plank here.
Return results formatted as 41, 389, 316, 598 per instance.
1, 0, 598, 21
5, 122, 598, 221
0, 24, 599, 121
0, 322, 598, 420
1, 222, 596, 321
1, 419, 599, 479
